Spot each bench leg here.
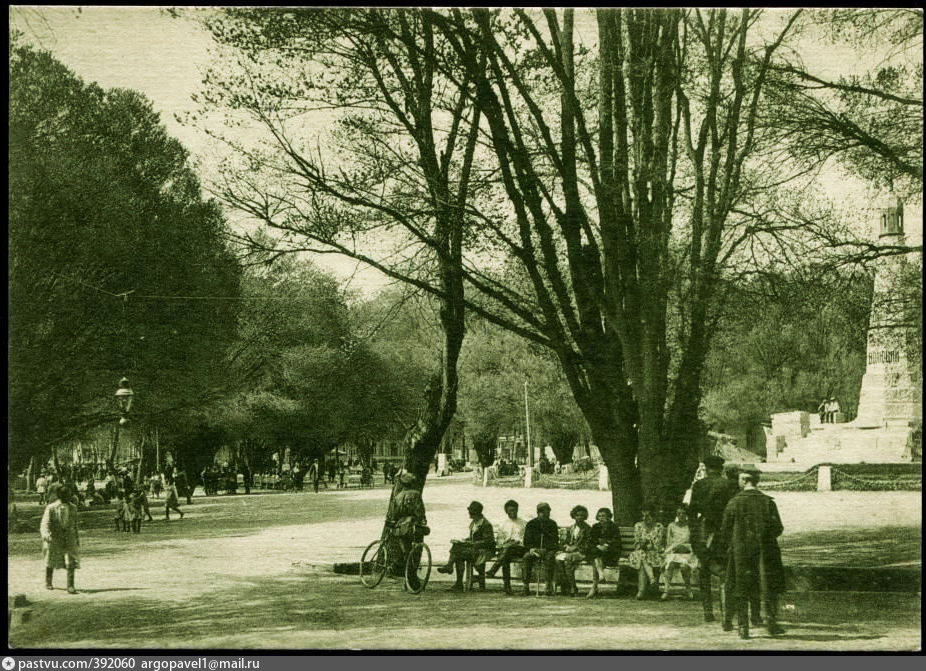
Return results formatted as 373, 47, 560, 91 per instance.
463, 561, 472, 592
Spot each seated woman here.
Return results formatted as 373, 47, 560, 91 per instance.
586, 507, 622, 599
628, 509, 666, 600
555, 505, 591, 597
662, 504, 698, 600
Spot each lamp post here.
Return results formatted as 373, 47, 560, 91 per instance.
107, 377, 134, 473
524, 380, 533, 489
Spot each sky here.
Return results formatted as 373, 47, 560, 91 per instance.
10, 6, 922, 294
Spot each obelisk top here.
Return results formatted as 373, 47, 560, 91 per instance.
875, 194, 904, 239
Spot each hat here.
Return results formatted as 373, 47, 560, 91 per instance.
467, 501, 483, 514
536, 501, 551, 512
704, 455, 725, 470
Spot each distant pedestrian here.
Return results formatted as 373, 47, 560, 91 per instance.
113, 490, 126, 531
817, 398, 827, 424
40, 484, 80, 594
308, 459, 323, 493
827, 397, 840, 423
242, 463, 252, 495
36, 472, 48, 505
174, 468, 192, 504
122, 490, 138, 532
150, 473, 162, 499
164, 475, 184, 520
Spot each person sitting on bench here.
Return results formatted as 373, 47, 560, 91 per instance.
437, 500, 495, 591
486, 499, 527, 595
586, 507, 622, 599
555, 505, 592, 596
521, 502, 559, 596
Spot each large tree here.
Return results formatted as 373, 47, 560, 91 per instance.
196, 9, 489, 489
8, 40, 240, 474
194, 8, 808, 522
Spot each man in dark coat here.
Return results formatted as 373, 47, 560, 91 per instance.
521, 502, 559, 596
689, 455, 737, 623
720, 469, 786, 639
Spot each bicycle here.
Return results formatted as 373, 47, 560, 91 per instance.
359, 522, 432, 593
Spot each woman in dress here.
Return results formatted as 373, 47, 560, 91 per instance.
662, 504, 698, 600
629, 508, 666, 599
586, 507, 622, 599
555, 505, 592, 596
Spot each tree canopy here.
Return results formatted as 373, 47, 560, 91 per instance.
8, 40, 241, 473
191, 8, 922, 522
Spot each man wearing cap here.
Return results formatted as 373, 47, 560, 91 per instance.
437, 500, 495, 591
486, 499, 528, 595
521, 502, 559, 596
720, 469, 786, 639
40, 484, 81, 594
689, 455, 737, 623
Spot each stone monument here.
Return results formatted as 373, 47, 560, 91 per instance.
766, 194, 921, 465
852, 194, 921, 429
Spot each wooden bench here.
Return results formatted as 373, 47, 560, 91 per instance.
341, 472, 373, 489
462, 526, 637, 591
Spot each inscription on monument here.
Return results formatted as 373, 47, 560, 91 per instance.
867, 349, 901, 365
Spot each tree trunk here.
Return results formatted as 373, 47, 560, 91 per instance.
471, 434, 497, 468
582, 401, 641, 526
596, 433, 641, 527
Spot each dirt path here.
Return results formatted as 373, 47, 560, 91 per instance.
7, 482, 921, 649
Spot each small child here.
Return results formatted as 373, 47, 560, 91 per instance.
121, 490, 137, 533
113, 490, 126, 532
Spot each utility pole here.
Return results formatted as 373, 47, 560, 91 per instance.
524, 380, 533, 489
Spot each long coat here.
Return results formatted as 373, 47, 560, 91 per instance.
689, 473, 738, 562
40, 500, 80, 569
720, 488, 786, 599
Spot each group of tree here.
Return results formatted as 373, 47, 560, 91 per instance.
188, 7, 922, 522
9, 37, 439, 481
9, 37, 240, 476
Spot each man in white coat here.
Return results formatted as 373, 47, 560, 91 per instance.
40, 484, 81, 594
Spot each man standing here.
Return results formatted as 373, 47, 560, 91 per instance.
720, 470, 786, 640
689, 455, 737, 623
308, 459, 323, 493
40, 485, 81, 594
174, 468, 192, 504
437, 500, 495, 591
521, 502, 559, 596
486, 499, 527, 595
36, 471, 48, 505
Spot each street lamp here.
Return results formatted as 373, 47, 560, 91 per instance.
108, 377, 134, 472
115, 377, 134, 421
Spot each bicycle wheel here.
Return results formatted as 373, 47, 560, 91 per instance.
360, 540, 388, 588
405, 542, 431, 593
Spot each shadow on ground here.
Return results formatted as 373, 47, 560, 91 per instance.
9, 568, 920, 650
780, 526, 921, 568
